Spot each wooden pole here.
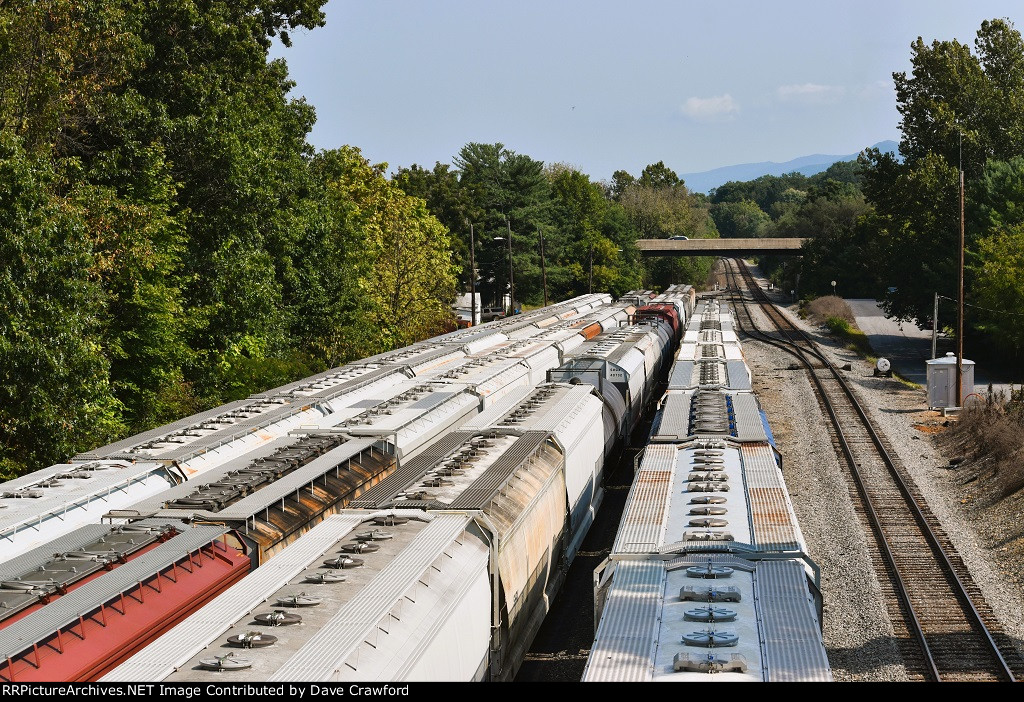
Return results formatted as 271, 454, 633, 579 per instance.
469, 222, 477, 326
956, 168, 965, 406
507, 218, 515, 315
539, 227, 548, 307
588, 245, 593, 294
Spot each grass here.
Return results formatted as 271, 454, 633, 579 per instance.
804, 295, 854, 325
802, 295, 920, 386
825, 316, 875, 356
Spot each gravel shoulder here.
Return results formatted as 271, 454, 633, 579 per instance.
736, 264, 1024, 680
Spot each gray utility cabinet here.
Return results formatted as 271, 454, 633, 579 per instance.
926, 353, 975, 409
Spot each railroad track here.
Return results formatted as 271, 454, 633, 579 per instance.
723, 258, 1020, 682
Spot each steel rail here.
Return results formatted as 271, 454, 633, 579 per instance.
724, 258, 1015, 682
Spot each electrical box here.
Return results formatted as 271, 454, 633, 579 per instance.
925, 353, 975, 409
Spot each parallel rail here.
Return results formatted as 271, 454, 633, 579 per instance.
724, 258, 1018, 682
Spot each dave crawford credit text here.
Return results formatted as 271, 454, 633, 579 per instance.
1, 684, 412, 697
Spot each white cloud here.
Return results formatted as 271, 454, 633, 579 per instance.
680, 94, 739, 122
858, 80, 895, 100
777, 83, 846, 104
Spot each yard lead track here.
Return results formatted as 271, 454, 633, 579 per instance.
724, 258, 1019, 682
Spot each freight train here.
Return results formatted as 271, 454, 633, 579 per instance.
582, 297, 832, 681
0, 289, 692, 682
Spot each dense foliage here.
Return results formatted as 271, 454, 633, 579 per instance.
707, 19, 1024, 362
0, 0, 461, 477
394, 152, 718, 310
0, 3, 718, 477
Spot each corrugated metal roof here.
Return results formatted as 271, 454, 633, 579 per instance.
549, 388, 604, 442
612, 445, 676, 553
0, 462, 82, 492
103, 513, 371, 681
348, 431, 478, 509
0, 525, 229, 659
184, 438, 378, 520
266, 365, 406, 402
448, 432, 553, 510
478, 384, 596, 435
756, 560, 831, 681
726, 359, 752, 390
74, 401, 253, 459
0, 524, 113, 582
651, 392, 691, 441
0, 461, 173, 539
345, 390, 477, 438
668, 361, 695, 389
742, 443, 804, 552
268, 513, 473, 681
733, 394, 768, 442
124, 438, 293, 513
459, 387, 534, 429
149, 402, 307, 462
462, 333, 510, 356
582, 560, 664, 682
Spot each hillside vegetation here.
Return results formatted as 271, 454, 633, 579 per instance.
0, 1, 718, 477
710, 19, 1024, 369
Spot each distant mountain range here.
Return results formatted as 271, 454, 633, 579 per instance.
682, 140, 900, 194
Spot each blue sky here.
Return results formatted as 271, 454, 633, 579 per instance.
271, 1, 1024, 180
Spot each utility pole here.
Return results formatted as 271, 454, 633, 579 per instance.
931, 292, 939, 360
507, 218, 515, 315
469, 222, 477, 327
588, 245, 593, 294
956, 132, 965, 407
538, 226, 548, 307
956, 170, 965, 406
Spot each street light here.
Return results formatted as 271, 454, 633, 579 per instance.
466, 221, 477, 326
831, 280, 837, 297
494, 227, 515, 315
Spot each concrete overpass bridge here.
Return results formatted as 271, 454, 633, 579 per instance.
636, 238, 806, 257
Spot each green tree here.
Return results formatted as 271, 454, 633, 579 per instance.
860, 149, 961, 326
317, 147, 459, 355
972, 225, 1024, 352
610, 169, 636, 200
453, 143, 550, 306
393, 162, 478, 295
894, 19, 1024, 177
616, 164, 718, 289
638, 161, 682, 189
711, 200, 771, 238
0, 134, 126, 477
860, 19, 1024, 332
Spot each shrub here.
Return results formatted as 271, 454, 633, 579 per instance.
943, 387, 1024, 499
825, 316, 851, 334
806, 295, 855, 326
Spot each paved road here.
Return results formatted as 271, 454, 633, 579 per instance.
848, 298, 1016, 396
847, 299, 937, 384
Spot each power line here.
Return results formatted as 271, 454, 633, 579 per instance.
936, 294, 1024, 318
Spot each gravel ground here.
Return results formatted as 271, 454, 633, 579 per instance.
740, 296, 909, 681
738, 263, 1024, 680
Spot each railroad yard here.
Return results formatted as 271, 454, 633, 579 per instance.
737, 262, 1024, 681
521, 260, 1024, 682
2, 267, 1020, 682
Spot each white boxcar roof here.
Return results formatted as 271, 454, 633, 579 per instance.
105, 511, 477, 682
584, 555, 830, 682
612, 441, 803, 555
0, 460, 174, 556
269, 513, 484, 681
